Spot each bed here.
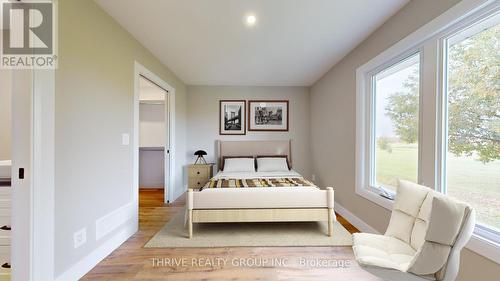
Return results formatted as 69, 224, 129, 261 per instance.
186, 140, 335, 238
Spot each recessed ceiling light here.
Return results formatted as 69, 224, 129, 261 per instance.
245, 14, 257, 26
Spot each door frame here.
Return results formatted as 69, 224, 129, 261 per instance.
11, 66, 56, 281
133, 61, 175, 204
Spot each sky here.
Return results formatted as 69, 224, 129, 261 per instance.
375, 62, 419, 139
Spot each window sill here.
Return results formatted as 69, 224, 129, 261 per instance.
355, 186, 394, 211
467, 233, 500, 264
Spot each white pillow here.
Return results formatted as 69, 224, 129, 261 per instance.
223, 158, 255, 172
257, 157, 289, 172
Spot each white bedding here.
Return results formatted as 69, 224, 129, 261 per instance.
201, 169, 318, 192
213, 169, 302, 179
0, 160, 11, 179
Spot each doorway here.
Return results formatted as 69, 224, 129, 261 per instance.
139, 76, 168, 197
133, 62, 175, 205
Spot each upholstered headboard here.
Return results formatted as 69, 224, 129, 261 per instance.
217, 140, 292, 170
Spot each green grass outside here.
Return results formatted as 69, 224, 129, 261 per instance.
376, 143, 500, 230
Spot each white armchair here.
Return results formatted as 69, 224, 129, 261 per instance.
353, 180, 476, 281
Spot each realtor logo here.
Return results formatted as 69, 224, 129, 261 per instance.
1, 1, 57, 69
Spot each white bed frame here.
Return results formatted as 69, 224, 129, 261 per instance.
186, 140, 335, 238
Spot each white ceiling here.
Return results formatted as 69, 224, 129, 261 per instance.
96, 0, 409, 86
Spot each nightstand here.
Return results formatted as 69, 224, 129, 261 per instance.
188, 164, 213, 189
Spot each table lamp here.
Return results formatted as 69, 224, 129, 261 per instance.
194, 150, 207, 164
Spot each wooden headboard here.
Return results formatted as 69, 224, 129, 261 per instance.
217, 140, 292, 170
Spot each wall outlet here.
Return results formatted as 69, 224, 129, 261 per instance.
312, 174, 316, 182
121, 133, 130, 146
74, 228, 87, 248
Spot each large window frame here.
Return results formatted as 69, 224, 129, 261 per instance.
367, 50, 424, 201
436, 4, 500, 255
356, 0, 500, 263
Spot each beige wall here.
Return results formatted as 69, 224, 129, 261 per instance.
0, 70, 11, 160
55, 0, 187, 277
310, 0, 499, 280
187, 86, 312, 177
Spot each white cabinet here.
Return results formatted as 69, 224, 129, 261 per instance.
0, 187, 10, 272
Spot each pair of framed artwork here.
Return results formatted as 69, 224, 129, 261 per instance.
220, 100, 289, 135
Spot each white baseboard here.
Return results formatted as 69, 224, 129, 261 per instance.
55, 222, 137, 281
96, 202, 135, 240
140, 186, 164, 189
139, 182, 164, 188
334, 202, 380, 234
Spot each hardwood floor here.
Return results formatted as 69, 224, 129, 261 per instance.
82, 189, 380, 280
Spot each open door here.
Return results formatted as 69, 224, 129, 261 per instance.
163, 91, 170, 203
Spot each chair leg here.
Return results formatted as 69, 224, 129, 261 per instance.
328, 208, 333, 237
188, 209, 193, 239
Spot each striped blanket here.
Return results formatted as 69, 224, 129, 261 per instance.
201, 177, 316, 190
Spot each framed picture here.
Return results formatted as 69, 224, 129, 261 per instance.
219, 100, 246, 135
248, 100, 289, 131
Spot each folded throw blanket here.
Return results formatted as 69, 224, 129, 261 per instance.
200, 177, 316, 191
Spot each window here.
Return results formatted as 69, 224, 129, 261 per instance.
443, 13, 500, 235
372, 54, 420, 193
356, 1, 500, 261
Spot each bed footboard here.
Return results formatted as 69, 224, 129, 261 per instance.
186, 187, 335, 239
